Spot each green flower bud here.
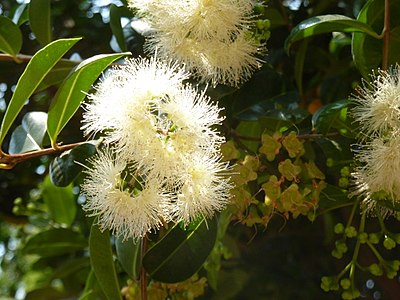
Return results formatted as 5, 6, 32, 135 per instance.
368, 263, 383, 276
340, 166, 350, 177
368, 233, 380, 244
358, 232, 368, 244
340, 278, 351, 290
344, 226, 357, 238
326, 158, 334, 167
383, 237, 396, 250
338, 177, 349, 188
334, 223, 345, 234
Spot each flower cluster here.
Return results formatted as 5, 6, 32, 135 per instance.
80, 56, 232, 240
128, 0, 262, 86
351, 66, 400, 215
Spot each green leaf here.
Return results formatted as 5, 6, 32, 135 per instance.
29, 0, 52, 46
47, 52, 130, 144
110, 4, 133, 52
36, 59, 79, 92
41, 176, 77, 226
8, 111, 47, 154
294, 40, 308, 96
285, 14, 380, 53
23, 228, 87, 257
0, 15, 23, 56
49, 141, 98, 187
143, 217, 217, 283
351, 0, 400, 78
12, 3, 29, 26
312, 99, 354, 137
116, 236, 141, 280
89, 225, 122, 300
0, 37, 81, 147
80, 269, 106, 300
51, 257, 91, 280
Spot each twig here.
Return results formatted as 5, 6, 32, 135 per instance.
140, 237, 148, 300
0, 142, 86, 169
382, 0, 390, 70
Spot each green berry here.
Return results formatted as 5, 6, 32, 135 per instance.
331, 248, 343, 259
368, 263, 383, 276
383, 237, 396, 250
345, 226, 357, 238
334, 223, 345, 234
338, 177, 349, 188
340, 278, 351, 290
358, 232, 368, 244
335, 240, 348, 254
326, 158, 334, 167
368, 233, 380, 244
340, 166, 350, 177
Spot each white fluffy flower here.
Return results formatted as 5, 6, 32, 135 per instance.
172, 152, 233, 224
81, 148, 171, 240
81, 56, 189, 142
352, 66, 400, 138
128, 0, 262, 86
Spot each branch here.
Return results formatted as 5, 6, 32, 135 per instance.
382, 0, 390, 70
0, 142, 86, 169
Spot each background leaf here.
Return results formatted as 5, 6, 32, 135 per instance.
47, 52, 130, 144
109, 4, 133, 52
285, 14, 380, 53
41, 175, 77, 226
115, 236, 141, 280
8, 111, 47, 154
36, 59, 79, 92
89, 224, 122, 300
0, 37, 81, 147
352, 0, 400, 78
29, 0, 52, 46
0, 15, 22, 56
23, 228, 87, 257
143, 218, 218, 283
49, 141, 98, 187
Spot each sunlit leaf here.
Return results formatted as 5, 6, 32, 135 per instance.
29, 0, 52, 46
47, 52, 130, 144
36, 59, 79, 92
12, 3, 29, 26
8, 111, 47, 154
41, 176, 77, 226
285, 14, 380, 53
110, 4, 133, 52
89, 225, 122, 300
50, 141, 98, 187
23, 228, 87, 257
0, 15, 22, 56
0, 38, 81, 147
143, 217, 217, 283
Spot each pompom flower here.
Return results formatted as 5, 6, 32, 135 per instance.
351, 65, 400, 216
81, 56, 233, 239
128, 0, 263, 86
352, 65, 400, 139
172, 152, 233, 224
80, 148, 171, 240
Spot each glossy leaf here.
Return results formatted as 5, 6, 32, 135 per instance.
0, 38, 81, 147
36, 59, 79, 92
352, 0, 400, 78
50, 141, 98, 187
29, 0, 52, 46
110, 4, 133, 52
23, 228, 87, 257
89, 225, 122, 300
0, 15, 22, 56
116, 236, 141, 280
47, 52, 130, 144
8, 111, 47, 154
12, 3, 29, 26
285, 14, 380, 53
312, 99, 354, 137
41, 176, 77, 226
143, 217, 217, 283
